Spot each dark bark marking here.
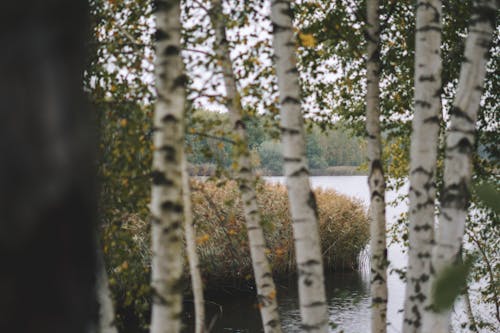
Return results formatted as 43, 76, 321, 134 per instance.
172, 74, 188, 90
164, 45, 180, 56
159, 145, 176, 162
419, 74, 436, 82
163, 222, 181, 234
449, 106, 474, 123
423, 115, 440, 124
279, 126, 300, 135
289, 167, 309, 177
234, 119, 246, 130
161, 200, 183, 213
151, 170, 173, 186
415, 100, 432, 108
154, 29, 170, 42
440, 180, 470, 209
281, 96, 300, 105
162, 113, 177, 123
307, 191, 319, 218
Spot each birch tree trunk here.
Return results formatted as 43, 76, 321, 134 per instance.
96, 249, 118, 333
182, 156, 206, 333
150, 1, 186, 332
403, 1, 442, 332
209, 2, 283, 331
422, 2, 498, 332
366, 1, 388, 332
271, 1, 328, 332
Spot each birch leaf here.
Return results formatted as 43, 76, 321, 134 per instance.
431, 254, 475, 312
474, 182, 500, 215
298, 32, 317, 47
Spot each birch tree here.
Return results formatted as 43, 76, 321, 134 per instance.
422, 1, 498, 331
182, 156, 206, 333
271, 1, 329, 332
150, 0, 186, 332
209, 1, 283, 331
366, 1, 388, 332
403, 1, 442, 332
97, 249, 118, 333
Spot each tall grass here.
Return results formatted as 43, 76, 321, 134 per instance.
191, 179, 369, 285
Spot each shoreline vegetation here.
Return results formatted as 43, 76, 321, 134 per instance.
188, 164, 367, 177
103, 179, 369, 330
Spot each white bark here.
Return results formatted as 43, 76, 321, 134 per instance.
403, 1, 442, 332
366, 1, 388, 332
182, 156, 205, 333
271, 1, 328, 332
209, 1, 282, 331
150, 1, 186, 332
422, 1, 498, 332
96, 250, 118, 333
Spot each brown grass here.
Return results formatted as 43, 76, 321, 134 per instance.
191, 179, 369, 285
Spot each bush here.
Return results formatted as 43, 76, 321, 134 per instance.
191, 180, 369, 284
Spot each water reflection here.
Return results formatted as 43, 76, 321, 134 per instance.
280, 271, 371, 333
183, 271, 372, 333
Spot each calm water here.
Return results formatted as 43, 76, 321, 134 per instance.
265, 176, 408, 333
185, 176, 475, 332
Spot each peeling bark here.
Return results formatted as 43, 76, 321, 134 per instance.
366, 1, 388, 332
422, 1, 498, 332
403, 1, 442, 332
209, 1, 282, 331
150, 1, 186, 332
271, 1, 328, 332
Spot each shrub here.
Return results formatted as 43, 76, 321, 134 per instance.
191, 180, 369, 284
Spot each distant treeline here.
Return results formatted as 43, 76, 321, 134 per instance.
186, 110, 367, 175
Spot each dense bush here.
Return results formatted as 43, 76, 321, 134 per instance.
192, 180, 369, 283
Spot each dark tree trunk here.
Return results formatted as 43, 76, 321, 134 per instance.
0, 2, 97, 332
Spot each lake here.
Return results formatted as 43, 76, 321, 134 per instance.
184, 176, 410, 333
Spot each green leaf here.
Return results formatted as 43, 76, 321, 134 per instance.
474, 182, 500, 215
431, 254, 475, 312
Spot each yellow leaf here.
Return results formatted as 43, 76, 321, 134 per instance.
120, 119, 127, 127
196, 234, 210, 245
298, 32, 317, 48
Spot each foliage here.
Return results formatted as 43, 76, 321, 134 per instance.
187, 110, 367, 175
431, 255, 475, 313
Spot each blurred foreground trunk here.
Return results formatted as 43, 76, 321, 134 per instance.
0, 1, 97, 332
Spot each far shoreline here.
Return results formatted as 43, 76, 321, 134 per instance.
188, 164, 368, 177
